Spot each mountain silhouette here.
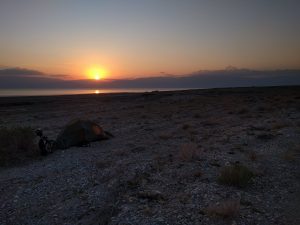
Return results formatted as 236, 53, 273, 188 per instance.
0, 68, 299, 89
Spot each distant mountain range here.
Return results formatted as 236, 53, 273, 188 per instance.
0, 67, 300, 89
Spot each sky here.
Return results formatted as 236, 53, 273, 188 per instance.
0, 0, 300, 79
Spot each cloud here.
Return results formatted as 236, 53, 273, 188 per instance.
0, 67, 71, 80
0, 67, 44, 76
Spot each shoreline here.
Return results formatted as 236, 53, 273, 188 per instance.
0, 87, 195, 98
0, 85, 299, 98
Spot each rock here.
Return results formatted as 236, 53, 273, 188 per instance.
137, 190, 165, 201
256, 133, 275, 140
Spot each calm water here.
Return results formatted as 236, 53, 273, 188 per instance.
0, 88, 188, 97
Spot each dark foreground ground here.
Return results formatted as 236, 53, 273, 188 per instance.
0, 86, 299, 225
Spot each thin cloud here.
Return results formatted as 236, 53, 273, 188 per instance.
48, 74, 71, 79
0, 67, 72, 80
0, 67, 44, 76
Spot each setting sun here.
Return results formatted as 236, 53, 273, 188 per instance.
87, 67, 108, 80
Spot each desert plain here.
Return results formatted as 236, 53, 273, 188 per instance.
0, 86, 299, 225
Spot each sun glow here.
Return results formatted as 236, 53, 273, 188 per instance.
87, 67, 108, 80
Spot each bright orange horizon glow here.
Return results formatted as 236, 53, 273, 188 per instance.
1, 1, 300, 81
86, 67, 108, 80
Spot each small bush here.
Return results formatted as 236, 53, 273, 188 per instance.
182, 124, 190, 130
177, 192, 192, 204
178, 143, 201, 161
194, 113, 201, 118
153, 155, 166, 172
0, 127, 38, 166
271, 122, 288, 130
248, 151, 258, 161
282, 145, 299, 162
158, 132, 172, 140
193, 170, 202, 178
218, 164, 254, 187
95, 159, 111, 169
205, 198, 240, 218
238, 108, 249, 114
282, 150, 297, 161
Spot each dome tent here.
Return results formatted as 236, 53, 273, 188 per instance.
55, 119, 112, 149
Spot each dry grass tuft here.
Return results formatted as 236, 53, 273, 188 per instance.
0, 127, 38, 166
218, 164, 254, 187
205, 198, 240, 218
178, 143, 201, 161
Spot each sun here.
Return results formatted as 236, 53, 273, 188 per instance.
87, 67, 108, 80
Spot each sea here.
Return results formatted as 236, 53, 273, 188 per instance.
0, 88, 190, 97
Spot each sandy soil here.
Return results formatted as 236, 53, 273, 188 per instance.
0, 86, 299, 225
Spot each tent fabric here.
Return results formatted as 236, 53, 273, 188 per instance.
55, 119, 107, 149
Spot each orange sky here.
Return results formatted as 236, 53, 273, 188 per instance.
0, 1, 299, 80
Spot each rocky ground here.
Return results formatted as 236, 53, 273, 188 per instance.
0, 86, 299, 225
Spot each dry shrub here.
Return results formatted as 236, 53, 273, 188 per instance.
271, 122, 288, 130
153, 155, 166, 172
283, 151, 297, 161
232, 144, 244, 152
178, 143, 201, 161
127, 171, 150, 188
142, 205, 152, 216
138, 190, 165, 201
282, 145, 299, 162
95, 159, 111, 169
202, 119, 219, 127
205, 198, 240, 218
158, 132, 172, 140
189, 129, 198, 136
257, 106, 266, 112
256, 132, 275, 140
140, 114, 147, 119
248, 151, 258, 161
114, 148, 128, 157
238, 108, 249, 114
182, 124, 190, 130
193, 170, 202, 178
194, 113, 201, 118
218, 164, 254, 187
177, 192, 192, 204
0, 127, 38, 166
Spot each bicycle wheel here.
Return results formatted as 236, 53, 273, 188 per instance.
45, 140, 54, 153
